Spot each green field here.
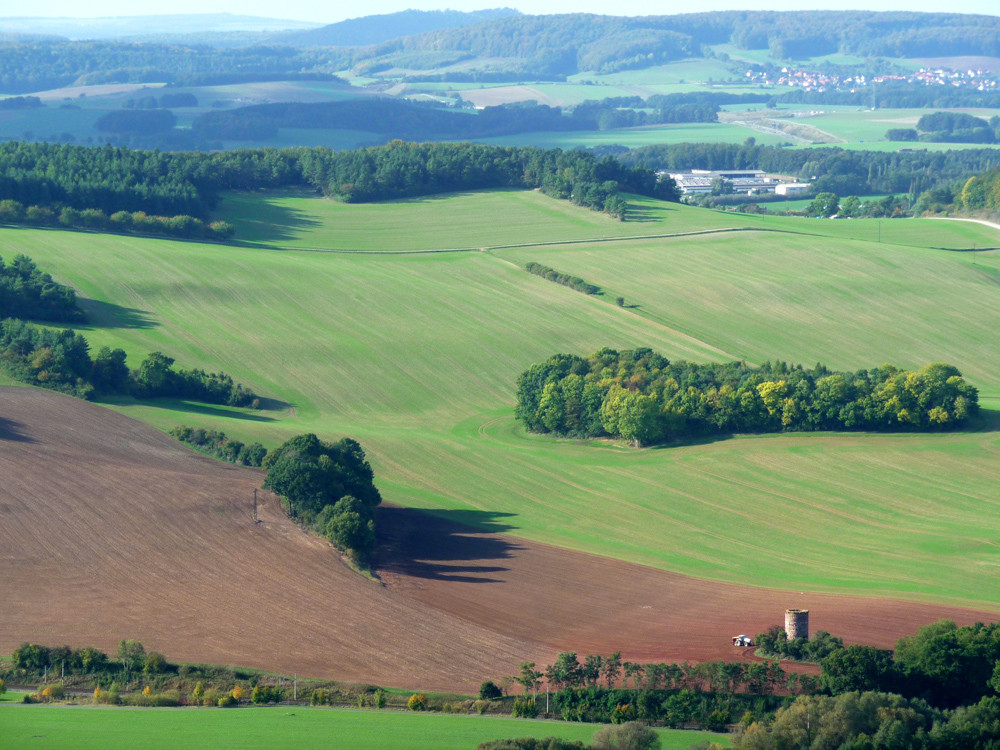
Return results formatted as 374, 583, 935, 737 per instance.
479, 122, 787, 148
0, 706, 729, 750
7, 191, 1000, 608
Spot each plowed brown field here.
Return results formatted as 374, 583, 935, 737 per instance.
3, 386, 997, 691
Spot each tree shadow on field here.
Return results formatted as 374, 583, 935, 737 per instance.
375, 507, 521, 583
0, 417, 33, 442
227, 196, 323, 244
971, 407, 1000, 432
76, 298, 158, 330
133, 398, 282, 422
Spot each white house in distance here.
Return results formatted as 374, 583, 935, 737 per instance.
775, 182, 811, 196
661, 169, 812, 197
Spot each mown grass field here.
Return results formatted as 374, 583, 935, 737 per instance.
0, 706, 729, 750
6, 191, 1000, 608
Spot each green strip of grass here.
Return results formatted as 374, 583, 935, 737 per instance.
0, 705, 729, 750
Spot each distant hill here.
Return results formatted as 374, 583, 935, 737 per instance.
374, 11, 1000, 75
275, 8, 520, 48
0, 14, 318, 40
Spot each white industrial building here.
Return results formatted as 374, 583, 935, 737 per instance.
661, 169, 811, 197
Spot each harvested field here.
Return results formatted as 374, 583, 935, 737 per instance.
376, 507, 1000, 667
4, 386, 997, 690
0, 386, 544, 691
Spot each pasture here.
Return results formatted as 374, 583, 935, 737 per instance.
0, 706, 730, 750
6, 190, 1000, 611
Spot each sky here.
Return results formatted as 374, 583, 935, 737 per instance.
3, 1, 998, 24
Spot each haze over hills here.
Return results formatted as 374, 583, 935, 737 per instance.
275, 8, 521, 48
0, 13, 319, 40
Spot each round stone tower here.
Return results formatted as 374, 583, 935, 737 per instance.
785, 608, 809, 641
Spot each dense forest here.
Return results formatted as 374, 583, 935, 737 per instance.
0, 140, 671, 227
888, 112, 1000, 145
516, 348, 978, 446
262, 434, 381, 562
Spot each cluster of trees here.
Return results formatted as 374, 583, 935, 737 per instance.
525, 263, 600, 295
0, 198, 234, 240
736, 691, 1000, 749
621, 142, 1000, 202
516, 348, 979, 446
11, 640, 164, 683
95, 109, 178, 136
169, 426, 267, 467
755, 628, 844, 662
800, 193, 911, 219
262, 434, 381, 562
0, 317, 258, 406
0, 253, 83, 322
0, 95, 42, 110
888, 112, 1000, 145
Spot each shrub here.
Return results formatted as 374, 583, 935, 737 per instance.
512, 696, 539, 718
0, 677, 5, 694
374, 688, 386, 709
408, 692, 428, 711
218, 693, 237, 707
592, 722, 660, 750
480, 680, 503, 700
203, 688, 223, 706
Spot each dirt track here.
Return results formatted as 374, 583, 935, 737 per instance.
3, 386, 998, 691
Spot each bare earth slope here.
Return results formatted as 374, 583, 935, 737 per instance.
3, 387, 997, 690
0, 386, 544, 691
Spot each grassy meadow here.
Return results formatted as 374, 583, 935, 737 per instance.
6, 190, 1000, 608
0, 706, 729, 750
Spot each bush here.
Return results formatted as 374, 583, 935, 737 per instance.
511, 696, 539, 718
592, 721, 660, 750
480, 680, 503, 700
408, 692, 428, 711
218, 693, 237, 707
374, 688, 386, 709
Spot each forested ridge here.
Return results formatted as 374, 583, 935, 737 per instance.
516, 348, 978, 446
1, 12, 997, 93
0, 140, 675, 226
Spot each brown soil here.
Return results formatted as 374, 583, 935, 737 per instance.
3, 386, 997, 691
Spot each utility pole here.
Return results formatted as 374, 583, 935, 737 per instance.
253, 489, 258, 523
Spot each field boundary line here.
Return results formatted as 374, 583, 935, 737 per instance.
260, 226, 821, 255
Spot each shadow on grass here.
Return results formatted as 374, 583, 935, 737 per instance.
76, 298, 158, 330
375, 507, 521, 583
0, 417, 33, 442
226, 194, 324, 244
99, 396, 283, 422
971, 407, 1000, 432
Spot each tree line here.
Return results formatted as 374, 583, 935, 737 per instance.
524, 263, 601, 295
170, 426, 267, 467
1, 317, 258, 406
0, 199, 234, 241
0, 140, 673, 231
516, 348, 978, 447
